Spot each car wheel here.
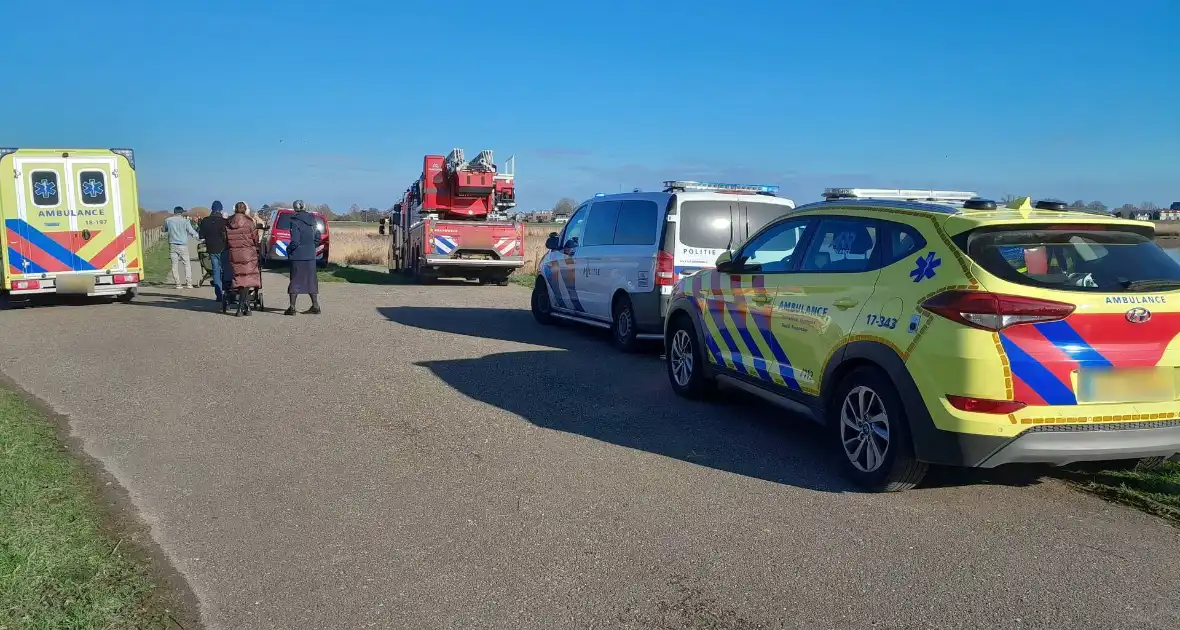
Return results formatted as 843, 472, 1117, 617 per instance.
116, 288, 136, 303
665, 314, 715, 399
531, 277, 555, 325
831, 367, 928, 492
611, 294, 640, 352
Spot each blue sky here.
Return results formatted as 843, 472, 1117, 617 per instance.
3, 0, 1177, 212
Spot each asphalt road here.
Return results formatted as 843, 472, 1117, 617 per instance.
2, 276, 1178, 629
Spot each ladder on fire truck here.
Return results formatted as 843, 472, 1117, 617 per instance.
445, 148, 496, 174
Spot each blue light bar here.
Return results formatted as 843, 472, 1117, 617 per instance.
594, 193, 606, 197
663, 180, 779, 194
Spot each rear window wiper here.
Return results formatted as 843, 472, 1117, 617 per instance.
1120, 279, 1180, 291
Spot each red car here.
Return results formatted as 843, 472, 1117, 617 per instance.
259, 208, 330, 267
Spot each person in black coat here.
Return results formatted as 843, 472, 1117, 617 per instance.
197, 201, 230, 302
284, 199, 322, 315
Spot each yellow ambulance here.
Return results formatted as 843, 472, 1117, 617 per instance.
0, 148, 143, 306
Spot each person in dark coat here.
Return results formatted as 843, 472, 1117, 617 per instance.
197, 200, 229, 302
284, 199, 322, 315
224, 201, 262, 316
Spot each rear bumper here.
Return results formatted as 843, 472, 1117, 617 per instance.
8, 284, 138, 297
974, 421, 1180, 468
423, 257, 523, 269
630, 290, 669, 334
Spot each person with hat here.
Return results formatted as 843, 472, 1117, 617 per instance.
198, 200, 229, 301
162, 206, 199, 289
284, 199, 322, 315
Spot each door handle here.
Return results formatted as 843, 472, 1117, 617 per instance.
833, 298, 859, 309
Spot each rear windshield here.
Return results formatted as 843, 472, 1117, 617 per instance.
677, 200, 794, 250
960, 226, 1180, 293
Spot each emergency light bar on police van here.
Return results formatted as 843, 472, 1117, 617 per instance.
823, 188, 979, 203
663, 180, 779, 195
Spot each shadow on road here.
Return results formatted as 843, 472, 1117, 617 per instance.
382, 305, 1049, 493
377, 305, 649, 351
129, 291, 284, 315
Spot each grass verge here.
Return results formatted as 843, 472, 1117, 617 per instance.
0, 386, 186, 629
264, 262, 408, 286
142, 239, 173, 285
1061, 460, 1180, 522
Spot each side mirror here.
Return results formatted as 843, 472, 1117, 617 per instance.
545, 232, 561, 250
714, 250, 736, 273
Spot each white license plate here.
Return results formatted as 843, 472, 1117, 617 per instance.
1077, 367, 1175, 404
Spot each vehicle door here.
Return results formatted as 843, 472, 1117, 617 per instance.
66, 155, 134, 273
577, 199, 621, 320
770, 217, 883, 393
611, 199, 661, 296
9, 155, 82, 275
544, 204, 590, 314
702, 217, 815, 391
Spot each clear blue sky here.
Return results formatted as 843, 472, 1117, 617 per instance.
4, 0, 1177, 212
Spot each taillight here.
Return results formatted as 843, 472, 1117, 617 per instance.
921, 290, 1074, 332
946, 395, 1026, 414
113, 273, 139, 284
12, 279, 40, 290
655, 251, 675, 286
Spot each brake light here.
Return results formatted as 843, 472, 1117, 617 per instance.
112, 273, 139, 284
921, 290, 1074, 332
946, 395, 1027, 414
12, 280, 40, 290
655, 250, 675, 286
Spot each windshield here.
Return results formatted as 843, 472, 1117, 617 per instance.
962, 227, 1180, 293
275, 214, 293, 230
677, 200, 795, 250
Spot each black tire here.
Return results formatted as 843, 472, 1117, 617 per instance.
317, 247, 329, 268
611, 294, 640, 352
830, 366, 928, 492
531, 277, 556, 325
117, 288, 136, 303
665, 313, 715, 399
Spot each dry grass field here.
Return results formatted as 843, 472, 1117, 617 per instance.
325, 224, 558, 277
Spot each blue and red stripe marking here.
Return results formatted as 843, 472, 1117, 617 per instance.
1000, 313, 1180, 405
5, 219, 98, 273
4, 219, 137, 275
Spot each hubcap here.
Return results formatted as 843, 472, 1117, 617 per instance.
669, 329, 694, 387
840, 385, 891, 473
616, 306, 633, 339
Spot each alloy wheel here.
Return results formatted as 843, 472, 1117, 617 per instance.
669, 329, 694, 387
840, 385, 891, 473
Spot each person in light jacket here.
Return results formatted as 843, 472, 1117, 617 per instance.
162, 206, 199, 289
224, 202, 262, 316
284, 199, 322, 315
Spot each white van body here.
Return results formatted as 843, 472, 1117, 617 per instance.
534, 184, 796, 349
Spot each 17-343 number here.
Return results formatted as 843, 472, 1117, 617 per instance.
865, 314, 898, 330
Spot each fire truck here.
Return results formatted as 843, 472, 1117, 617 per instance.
382, 149, 523, 284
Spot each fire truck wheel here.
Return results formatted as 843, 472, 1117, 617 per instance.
531, 278, 556, 325
611, 294, 640, 352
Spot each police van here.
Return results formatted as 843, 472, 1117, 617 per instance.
531, 181, 796, 350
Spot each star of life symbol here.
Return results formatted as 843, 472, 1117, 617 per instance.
82, 178, 104, 198
33, 178, 56, 199
909, 251, 942, 283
